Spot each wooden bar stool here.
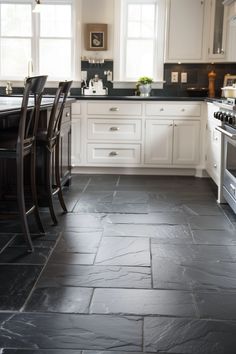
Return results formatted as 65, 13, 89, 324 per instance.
0, 76, 48, 252
37, 80, 73, 225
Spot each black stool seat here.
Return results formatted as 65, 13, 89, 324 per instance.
0, 75, 47, 252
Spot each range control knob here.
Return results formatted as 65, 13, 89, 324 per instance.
214, 111, 218, 118
228, 115, 233, 124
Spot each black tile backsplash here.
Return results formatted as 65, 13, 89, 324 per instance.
1, 62, 236, 98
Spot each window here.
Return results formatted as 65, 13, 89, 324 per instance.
114, 0, 165, 85
0, 0, 75, 81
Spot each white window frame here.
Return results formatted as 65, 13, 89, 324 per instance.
113, 0, 166, 88
0, 0, 80, 86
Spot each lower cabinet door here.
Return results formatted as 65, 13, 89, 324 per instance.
173, 120, 200, 165
60, 120, 71, 184
71, 118, 81, 166
145, 119, 173, 165
87, 144, 141, 164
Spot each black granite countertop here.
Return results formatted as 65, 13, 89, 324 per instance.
0, 93, 206, 102
69, 95, 206, 101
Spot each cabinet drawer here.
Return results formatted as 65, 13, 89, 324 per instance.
88, 119, 141, 141
87, 102, 142, 116
146, 103, 201, 117
87, 144, 141, 164
72, 102, 81, 115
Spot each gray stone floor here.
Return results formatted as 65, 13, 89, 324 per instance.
1, 174, 236, 353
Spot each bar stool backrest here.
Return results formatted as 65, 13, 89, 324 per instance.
47, 80, 73, 143
19, 75, 47, 153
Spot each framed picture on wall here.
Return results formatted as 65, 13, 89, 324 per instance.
223, 74, 236, 87
85, 24, 108, 51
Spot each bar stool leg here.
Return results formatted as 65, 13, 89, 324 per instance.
45, 148, 58, 225
16, 156, 34, 252
30, 144, 45, 234
55, 137, 67, 213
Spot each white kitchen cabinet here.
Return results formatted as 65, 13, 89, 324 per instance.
173, 120, 200, 165
206, 102, 222, 185
207, 0, 228, 60
145, 120, 173, 165
71, 102, 81, 167
165, 0, 205, 62
145, 119, 200, 166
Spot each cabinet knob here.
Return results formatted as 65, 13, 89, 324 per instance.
160, 108, 164, 111
174, 124, 177, 127
110, 126, 120, 131
109, 151, 118, 157
110, 107, 119, 112
221, 49, 225, 54
181, 109, 185, 112
169, 124, 173, 127
214, 164, 217, 168
66, 112, 70, 117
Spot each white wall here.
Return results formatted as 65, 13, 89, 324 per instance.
81, 0, 114, 60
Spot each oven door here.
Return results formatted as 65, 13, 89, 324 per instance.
217, 125, 236, 212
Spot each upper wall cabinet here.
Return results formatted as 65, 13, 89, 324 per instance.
165, 0, 205, 62
207, 0, 228, 60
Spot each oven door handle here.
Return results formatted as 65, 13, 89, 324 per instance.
215, 126, 236, 140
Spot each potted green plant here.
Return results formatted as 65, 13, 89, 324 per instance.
136, 76, 153, 97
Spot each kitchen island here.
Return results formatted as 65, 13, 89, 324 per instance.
0, 96, 74, 205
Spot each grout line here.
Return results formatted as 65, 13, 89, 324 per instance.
88, 288, 95, 314
20, 231, 64, 312
116, 175, 120, 187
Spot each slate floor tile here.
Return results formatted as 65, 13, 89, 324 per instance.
152, 258, 236, 291
192, 229, 236, 245
144, 317, 236, 354
2, 351, 82, 354
105, 212, 187, 225
25, 287, 93, 314
49, 252, 95, 265
0, 313, 142, 351
151, 243, 236, 263
95, 237, 150, 266
74, 202, 148, 214
0, 246, 52, 265
180, 203, 223, 216
90, 288, 196, 317
0, 265, 42, 310
103, 224, 193, 243
60, 214, 103, 229
0, 234, 16, 250
37, 264, 151, 289
188, 215, 234, 230
88, 174, 119, 185
77, 191, 114, 203
195, 292, 236, 320
112, 191, 149, 204
54, 230, 102, 254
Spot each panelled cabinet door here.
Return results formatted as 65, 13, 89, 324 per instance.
173, 120, 200, 165
60, 120, 71, 183
208, 0, 228, 60
145, 119, 173, 165
71, 119, 81, 166
166, 0, 205, 61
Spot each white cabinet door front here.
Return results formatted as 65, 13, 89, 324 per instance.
145, 120, 173, 165
167, 0, 205, 61
173, 120, 200, 165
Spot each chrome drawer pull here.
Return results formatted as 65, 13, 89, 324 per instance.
110, 127, 120, 131
109, 151, 118, 157
110, 107, 119, 112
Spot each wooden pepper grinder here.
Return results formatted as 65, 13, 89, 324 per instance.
208, 70, 216, 98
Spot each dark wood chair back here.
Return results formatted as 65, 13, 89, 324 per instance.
19, 75, 47, 154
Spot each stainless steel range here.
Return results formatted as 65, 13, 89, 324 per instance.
214, 98, 236, 213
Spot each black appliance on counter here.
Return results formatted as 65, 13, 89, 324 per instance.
214, 98, 236, 213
